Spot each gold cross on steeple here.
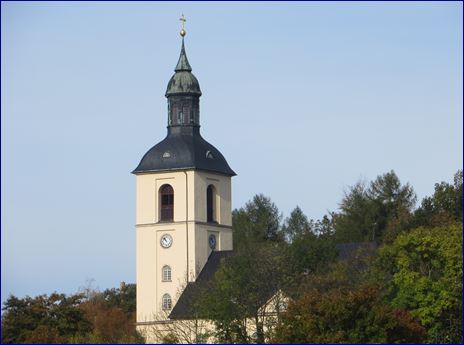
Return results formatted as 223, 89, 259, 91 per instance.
179, 14, 186, 37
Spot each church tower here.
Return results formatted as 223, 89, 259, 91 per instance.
133, 19, 235, 325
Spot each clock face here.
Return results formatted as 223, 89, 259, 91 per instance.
208, 234, 217, 249
160, 234, 173, 248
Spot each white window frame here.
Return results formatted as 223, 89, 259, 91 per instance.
162, 265, 172, 282
162, 294, 172, 310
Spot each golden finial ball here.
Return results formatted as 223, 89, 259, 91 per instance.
180, 29, 186, 37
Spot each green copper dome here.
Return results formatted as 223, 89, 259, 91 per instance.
165, 39, 202, 97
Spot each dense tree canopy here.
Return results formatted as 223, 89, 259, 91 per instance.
232, 194, 283, 249
1, 293, 91, 344
274, 285, 425, 344
1, 284, 143, 344
333, 170, 417, 244
377, 223, 462, 343
412, 170, 462, 228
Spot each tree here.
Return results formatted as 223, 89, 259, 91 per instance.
198, 243, 286, 343
22, 325, 67, 344
334, 171, 416, 244
314, 213, 336, 238
1, 283, 143, 344
1, 293, 91, 344
77, 299, 141, 343
377, 223, 462, 343
282, 206, 313, 243
273, 285, 425, 343
412, 170, 462, 227
285, 231, 337, 289
296, 247, 376, 298
280, 206, 338, 290
232, 194, 283, 250
76, 283, 143, 344
101, 282, 136, 316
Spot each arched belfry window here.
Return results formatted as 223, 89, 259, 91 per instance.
160, 184, 174, 222
162, 265, 172, 282
162, 294, 172, 310
207, 185, 216, 223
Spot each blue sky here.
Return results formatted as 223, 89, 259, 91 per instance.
1, 2, 462, 301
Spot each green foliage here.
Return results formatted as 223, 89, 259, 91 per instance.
314, 213, 337, 237
298, 251, 376, 296
200, 195, 290, 342
412, 170, 462, 227
198, 243, 286, 343
281, 206, 338, 288
274, 285, 425, 343
1, 293, 91, 344
285, 231, 337, 287
377, 224, 463, 343
232, 194, 283, 250
205, 173, 460, 344
1, 284, 143, 344
282, 206, 313, 242
334, 170, 416, 244
101, 282, 136, 316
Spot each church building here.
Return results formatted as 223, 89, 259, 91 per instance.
132, 17, 236, 340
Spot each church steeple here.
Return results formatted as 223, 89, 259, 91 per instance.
133, 16, 235, 177
165, 25, 202, 128
134, 20, 236, 334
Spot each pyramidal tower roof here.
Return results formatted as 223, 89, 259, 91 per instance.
175, 39, 192, 72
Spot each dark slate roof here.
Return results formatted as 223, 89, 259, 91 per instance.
132, 127, 236, 176
169, 250, 235, 320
